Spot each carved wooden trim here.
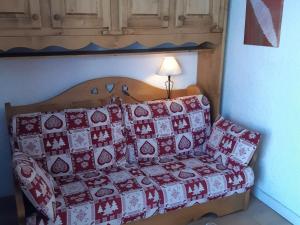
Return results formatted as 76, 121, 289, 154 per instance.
5, 77, 201, 119
0, 33, 222, 52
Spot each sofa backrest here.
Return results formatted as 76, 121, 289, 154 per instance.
10, 104, 127, 177
124, 95, 211, 161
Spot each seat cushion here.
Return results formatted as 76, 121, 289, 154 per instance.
124, 95, 211, 161
206, 116, 261, 168
26, 154, 254, 225
10, 104, 127, 177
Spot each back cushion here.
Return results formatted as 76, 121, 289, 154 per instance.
206, 116, 261, 169
124, 95, 211, 161
10, 104, 127, 177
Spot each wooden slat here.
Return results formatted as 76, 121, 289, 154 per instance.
128, 191, 251, 225
197, 0, 228, 120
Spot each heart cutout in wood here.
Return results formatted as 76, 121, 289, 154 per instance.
105, 83, 115, 93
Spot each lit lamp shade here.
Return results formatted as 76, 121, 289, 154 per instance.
158, 56, 182, 76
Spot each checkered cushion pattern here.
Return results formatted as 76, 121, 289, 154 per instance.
13, 151, 56, 220
206, 116, 261, 169
25, 154, 254, 225
124, 95, 211, 161
10, 104, 127, 177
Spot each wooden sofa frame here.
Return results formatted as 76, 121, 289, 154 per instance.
5, 77, 257, 225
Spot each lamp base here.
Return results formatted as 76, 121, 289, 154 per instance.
165, 75, 174, 99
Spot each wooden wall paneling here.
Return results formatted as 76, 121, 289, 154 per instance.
197, 0, 228, 120
212, 0, 226, 32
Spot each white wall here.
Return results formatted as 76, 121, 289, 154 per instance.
222, 1, 300, 224
0, 52, 197, 197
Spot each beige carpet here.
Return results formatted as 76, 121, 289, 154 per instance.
189, 197, 291, 225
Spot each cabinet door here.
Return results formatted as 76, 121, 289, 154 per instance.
119, 0, 170, 33
175, 0, 225, 33
0, 0, 41, 29
50, 0, 111, 30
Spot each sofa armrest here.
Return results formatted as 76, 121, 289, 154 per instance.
12, 151, 56, 221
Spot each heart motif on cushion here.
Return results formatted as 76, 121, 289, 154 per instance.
56, 201, 62, 208
134, 106, 149, 117
44, 115, 63, 130
159, 157, 173, 163
230, 125, 244, 134
51, 157, 69, 174
141, 177, 151, 185
20, 166, 34, 178
97, 149, 113, 165
201, 96, 209, 106
140, 141, 155, 155
178, 136, 191, 150
82, 171, 100, 179
216, 163, 227, 170
91, 110, 107, 124
95, 188, 114, 197
170, 102, 183, 113
215, 155, 227, 170
178, 171, 195, 179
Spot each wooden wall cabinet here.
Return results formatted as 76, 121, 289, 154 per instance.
119, 0, 170, 34
0, 0, 228, 51
175, 0, 225, 33
0, 0, 41, 29
50, 0, 111, 31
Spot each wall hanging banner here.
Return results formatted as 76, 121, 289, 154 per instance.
244, 0, 284, 47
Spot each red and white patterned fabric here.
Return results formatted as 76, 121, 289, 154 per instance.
206, 116, 261, 169
13, 151, 56, 220
25, 154, 254, 225
10, 104, 127, 177
124, 95, 211, 161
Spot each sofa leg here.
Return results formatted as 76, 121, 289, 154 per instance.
15, 180, 26, 225
243, 190, 251, 210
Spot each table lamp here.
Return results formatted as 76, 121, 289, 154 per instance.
158, 56, 182, 99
